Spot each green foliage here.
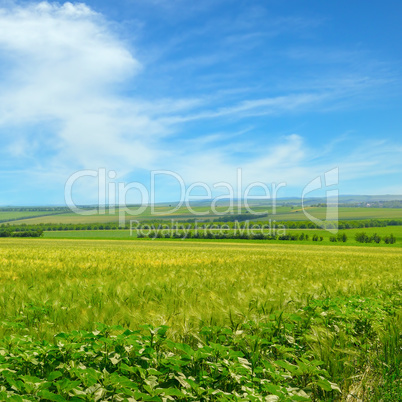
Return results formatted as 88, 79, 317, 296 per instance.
329, 233, 348, 243
355, 232, 390, 244
0, 229, 43, 238
0, 293, 400, 400
337, 233, 347, 242
384, 234, 396, 244
355, 232, 369, 243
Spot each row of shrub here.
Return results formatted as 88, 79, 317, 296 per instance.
0, 229, 44, 238
329, 233, 348, 242
355, 232, 396, 244
132, 219, 402, 230
137, 231, 320, 241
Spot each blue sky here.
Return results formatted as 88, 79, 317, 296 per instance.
0, 0, 401, 205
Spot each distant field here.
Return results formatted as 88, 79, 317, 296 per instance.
8, 205, 402, 225
9, 205, 255, 224
43, 225, 402, 246
0, 210, 65, 222
263, 206, 402, 221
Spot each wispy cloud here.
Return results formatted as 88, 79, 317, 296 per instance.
160, 93, 328, 124
0, 1, 400, 204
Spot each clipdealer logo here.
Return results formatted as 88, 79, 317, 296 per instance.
65, 168, 339, 232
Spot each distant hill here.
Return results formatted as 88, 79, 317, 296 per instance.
1, 195, 402, 210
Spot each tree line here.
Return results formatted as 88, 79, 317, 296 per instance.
0, 229, 44, 238
354, 232, 396, 244
137, 231, 320, 241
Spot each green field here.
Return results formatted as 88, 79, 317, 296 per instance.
0, 238, 400, 400
265, 206, 402, 221
0, 210, 66, 223
43, 225, 402, 247
8, 206, 402, 225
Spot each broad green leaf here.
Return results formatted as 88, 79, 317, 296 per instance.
48, 371, 63, 381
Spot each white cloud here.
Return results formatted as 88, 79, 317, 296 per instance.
0, 2, 326, 185
0, 2, 400, 205
0, 1, 155, 175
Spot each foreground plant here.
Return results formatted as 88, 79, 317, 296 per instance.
0, 294, 400, 401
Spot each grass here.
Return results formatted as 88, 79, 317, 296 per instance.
0, 238, 400, 400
